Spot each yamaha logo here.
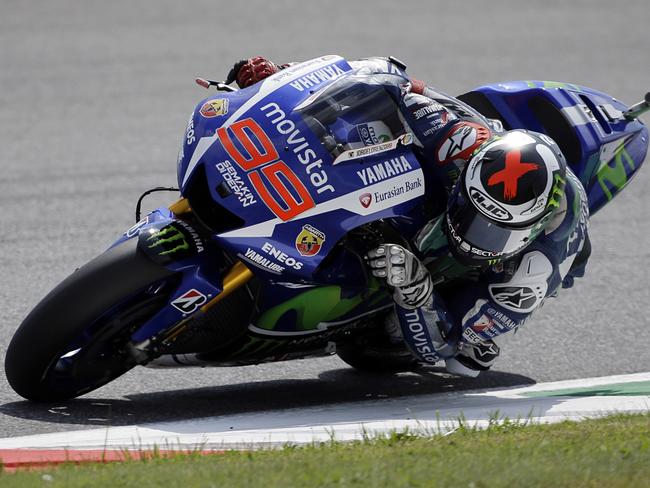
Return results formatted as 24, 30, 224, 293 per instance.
469, 187, 513, 222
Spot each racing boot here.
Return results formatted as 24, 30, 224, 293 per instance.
445, 339, 500, 378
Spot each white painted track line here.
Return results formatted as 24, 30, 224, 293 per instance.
0, 372, 649, 451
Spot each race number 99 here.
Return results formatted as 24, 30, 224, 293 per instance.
217, 119, 315, 221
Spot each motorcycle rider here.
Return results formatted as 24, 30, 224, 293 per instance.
226, 56, 591, 377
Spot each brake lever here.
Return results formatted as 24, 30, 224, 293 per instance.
195, 78, 238, 92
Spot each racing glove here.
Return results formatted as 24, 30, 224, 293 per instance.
226, 57, 282, 88
367, 244, 433, 309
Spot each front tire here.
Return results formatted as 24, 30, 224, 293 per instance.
5, 239, 177, 402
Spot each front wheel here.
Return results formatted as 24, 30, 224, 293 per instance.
4, 239, 178, 402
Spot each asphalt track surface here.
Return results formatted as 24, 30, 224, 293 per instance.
0, 0, 648, 439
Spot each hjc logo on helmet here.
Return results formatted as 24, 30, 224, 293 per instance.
468, 187, 513, 221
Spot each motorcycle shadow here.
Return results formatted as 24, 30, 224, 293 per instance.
0, 367, 535, 428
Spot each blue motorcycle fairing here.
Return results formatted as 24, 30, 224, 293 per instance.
129, 257, 225, 343
111, 207, 176, 249
99, 53, 428, 343
177, 55, 354, 194
109, 210, 229, 343
216, 145, 427, 281
177, 56, 427, 282
465, 80, 648, 215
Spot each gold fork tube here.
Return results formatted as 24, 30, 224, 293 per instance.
200, 261, 254, 313
169, 198, 192, 216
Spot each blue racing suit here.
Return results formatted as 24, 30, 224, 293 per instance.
399, 167, 590, 373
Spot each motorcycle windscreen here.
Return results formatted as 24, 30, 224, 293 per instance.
294, 72, 409, 155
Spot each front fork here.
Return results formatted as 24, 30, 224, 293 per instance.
167, 198, 254, 315
122, 198, 254, 362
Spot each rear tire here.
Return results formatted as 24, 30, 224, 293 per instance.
4, 239, 177, 402
336, 332, 417, 373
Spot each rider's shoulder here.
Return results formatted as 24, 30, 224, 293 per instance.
493, 170, 589, 267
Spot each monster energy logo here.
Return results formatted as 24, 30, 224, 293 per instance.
547, 173, 566, 209
597, 146, 635, 201
147, 225, 190, 256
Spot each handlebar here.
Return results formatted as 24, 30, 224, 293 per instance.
623, 92, 650, 120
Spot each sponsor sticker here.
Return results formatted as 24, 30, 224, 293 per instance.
404, 93, 458, 138
466, 313, 509, 341
486, 307, 518, 332
359, 193, 372, 208
356, 122, 392, 146
175, 220, 205, 253
396, 307, 440, 363
471, 314, 495, 332
332, 134, 413, 166
295, 224, 326, 257
239, 248, 284, 274
373, 175, 423, 205
488, 285, 540, 313
289, 63, 347, 92
145, 222, 205, 261
446, 218, 504, 258
261, 242, 303, 270
356, 155, 414, 185
239, 242, 305, 275
185, 116, 196, 145
125, 216, 149, 238
171, 289, 207, 314
260, 102, 335, 195
200, 99, 229, 118
461, 299, 490, 342
421, 111, 452, 137
215, 160, 257, 207
412, 101, 447, 120
461, 327, 484, 344
469, 186, 514, 222
146, 224, 190, 258
437, 122, 491, 165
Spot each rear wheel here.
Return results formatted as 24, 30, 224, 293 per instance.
4, 239, 178, 402
336, 330, 417, 373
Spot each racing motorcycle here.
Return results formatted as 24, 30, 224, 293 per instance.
5, 55, 649, 402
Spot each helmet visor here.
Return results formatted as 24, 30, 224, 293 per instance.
447, 184, 537, 260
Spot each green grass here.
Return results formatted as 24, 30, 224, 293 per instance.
3, 413, 650, 487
